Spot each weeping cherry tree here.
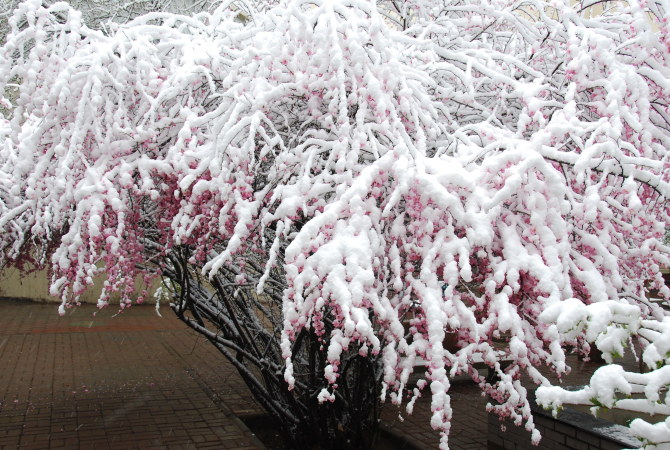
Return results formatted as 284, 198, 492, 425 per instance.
1, 0, 670, 447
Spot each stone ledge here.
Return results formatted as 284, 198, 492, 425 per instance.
488, 392, 642, 450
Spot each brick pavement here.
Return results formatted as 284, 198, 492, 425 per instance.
0, 299, 263, 449
0, 299, 638, 449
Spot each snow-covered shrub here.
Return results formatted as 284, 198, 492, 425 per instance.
1, 0, 669, 447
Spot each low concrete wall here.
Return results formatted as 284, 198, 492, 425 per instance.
0, 266, 69, 303
0, 266, 156, 304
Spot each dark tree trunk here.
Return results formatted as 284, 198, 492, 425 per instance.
162, 246, 384, 449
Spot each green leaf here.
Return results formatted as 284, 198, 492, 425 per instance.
590, 397, 604, 408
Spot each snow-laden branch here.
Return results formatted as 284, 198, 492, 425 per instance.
538, 302, 670, 447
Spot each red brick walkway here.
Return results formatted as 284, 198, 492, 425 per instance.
0, 299, 263, 449
0, 299, 631, 449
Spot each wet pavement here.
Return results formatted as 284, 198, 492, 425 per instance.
0, 299, 620, 449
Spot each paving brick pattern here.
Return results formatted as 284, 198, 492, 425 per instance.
0, 299, 640, 449
0, 299, 263, 449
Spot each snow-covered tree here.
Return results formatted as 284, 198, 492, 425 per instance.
1, 0, 669, 447
0, 0, 235, 39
